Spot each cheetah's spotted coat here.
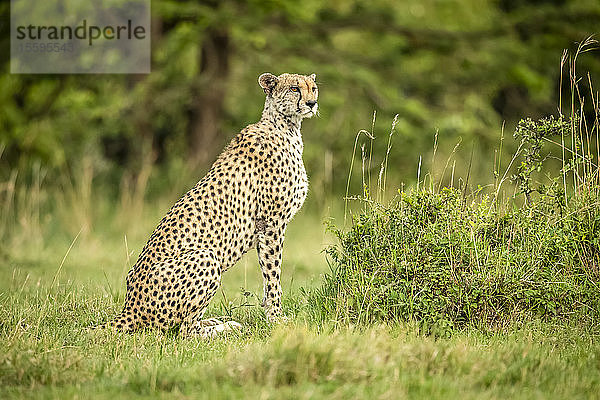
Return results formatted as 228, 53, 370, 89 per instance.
105, 72, 318, 337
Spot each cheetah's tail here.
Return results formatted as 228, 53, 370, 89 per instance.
92, 310, 139, 333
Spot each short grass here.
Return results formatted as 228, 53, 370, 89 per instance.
2, 272, 599, 400
1, 192, 600, 399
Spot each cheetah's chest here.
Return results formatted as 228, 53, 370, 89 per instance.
289, 164, 308, 218
258, 129, 308, 222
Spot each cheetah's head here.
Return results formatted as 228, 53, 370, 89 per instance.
259, 73, 318, 120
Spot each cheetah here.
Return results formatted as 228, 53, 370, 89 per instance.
103, 72, 318, 338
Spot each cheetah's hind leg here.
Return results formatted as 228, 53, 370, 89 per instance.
173, 250, 243, 339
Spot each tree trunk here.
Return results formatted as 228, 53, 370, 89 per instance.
187, 29, 230, 167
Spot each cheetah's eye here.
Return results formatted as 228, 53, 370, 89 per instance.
290, 86, 300, 93
312, 87, 317, 93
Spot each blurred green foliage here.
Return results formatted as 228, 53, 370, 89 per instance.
0, 0, 599, 200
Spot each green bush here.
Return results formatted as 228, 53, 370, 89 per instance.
307, 186, 600, 333
306, 111, 600, 334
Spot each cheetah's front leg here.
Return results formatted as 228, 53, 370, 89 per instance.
257, 223, 287, 322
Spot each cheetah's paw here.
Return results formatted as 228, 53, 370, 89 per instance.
198, 320, 243, 339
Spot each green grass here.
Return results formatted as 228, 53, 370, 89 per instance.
2, 278, 599, 400
1, 187, 600, 399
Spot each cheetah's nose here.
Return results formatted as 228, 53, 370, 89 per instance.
306, 100, 317, 108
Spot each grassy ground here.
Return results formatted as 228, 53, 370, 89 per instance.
1, 190, 600, 399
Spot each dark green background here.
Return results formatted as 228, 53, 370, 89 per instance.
1, 0, 599, 205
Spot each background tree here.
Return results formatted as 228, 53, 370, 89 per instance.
0, 0, 598, 207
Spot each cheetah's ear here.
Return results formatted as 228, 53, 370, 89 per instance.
309, 73, 316, 81
258, 73, 279, 95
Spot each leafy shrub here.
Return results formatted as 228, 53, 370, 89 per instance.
307, 103, 600, 333
306, 185, 600, 333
